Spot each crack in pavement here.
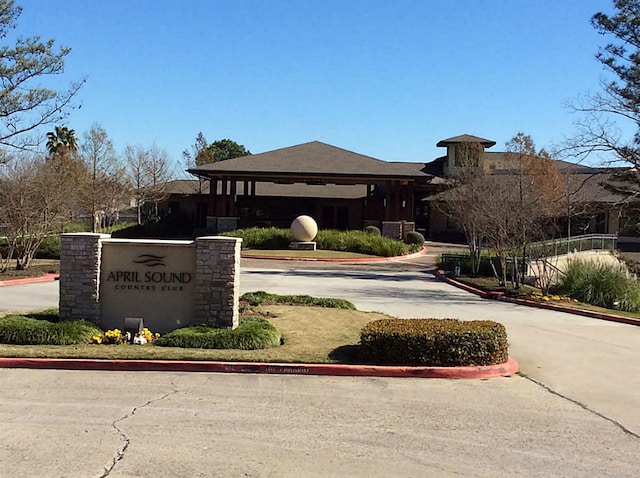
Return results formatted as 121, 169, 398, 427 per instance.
524, 375, 640, 441
99, 383, 180, 478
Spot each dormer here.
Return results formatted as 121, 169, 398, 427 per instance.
436, 134, 496, 177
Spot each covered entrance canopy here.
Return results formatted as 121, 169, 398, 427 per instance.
188, 141, 439, 232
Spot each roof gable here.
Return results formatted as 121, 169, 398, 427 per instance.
436, 134, 496, 148
188, 141, 431, 180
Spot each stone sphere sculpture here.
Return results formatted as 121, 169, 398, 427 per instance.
291, 215, 318, 242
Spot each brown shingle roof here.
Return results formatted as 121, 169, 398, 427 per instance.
188, 141, 432, 181
424, 171, 625, 205
436, 134, 496, 148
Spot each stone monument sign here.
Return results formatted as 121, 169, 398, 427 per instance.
59, 233, 242, 333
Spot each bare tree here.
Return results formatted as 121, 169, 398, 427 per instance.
126, 144, 174, 224
0, 154, 76, 270
435, 134, 565, 288
433, 142, 487, 274
79, 124, 130, 232
486, 134, 564, 287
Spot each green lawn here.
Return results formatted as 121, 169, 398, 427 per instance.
0, 306, 389, 363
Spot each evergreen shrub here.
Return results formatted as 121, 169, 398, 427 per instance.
155, 317, 281, 349
0, 314, 102, 345
241, 291, 355, 309
405, 231, 425, 245
222, 227, 292, 249
364, 225, 381, 235
360, 318, 509, 366
223, 227, 416, 256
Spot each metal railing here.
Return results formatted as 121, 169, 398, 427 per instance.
441, 234, 618, 276
527, 234, 617, 258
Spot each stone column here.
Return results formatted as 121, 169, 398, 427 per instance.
194, 236, 242, 329
382, 221, 403, 240
59, 233, 110, 324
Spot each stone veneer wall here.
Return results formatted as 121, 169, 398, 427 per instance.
382, 221, 403, 240
59, 233, 110, 324
204, 216, 239, 234
195, 236, 242, 328
381, 221, 416, 240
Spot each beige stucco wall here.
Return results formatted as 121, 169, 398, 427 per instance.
99, 240, 196, 333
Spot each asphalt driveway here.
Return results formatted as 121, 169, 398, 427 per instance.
0, 254, 638, 476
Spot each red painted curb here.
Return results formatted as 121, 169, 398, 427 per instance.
241, 246, 427, 263
0, 356, 518, 379
0, 273, 59, 287
435, 270, 640, 327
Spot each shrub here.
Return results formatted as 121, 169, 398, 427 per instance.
316, 229, 412, 257
224, 227, 414, 257
359, 318, 509, 366
155, 317, 281, 349
0, 315, 102, 345
557, 259, 640, 312
222, 227, 292, 249
36, 235, 61, 259
364, 225, 381, 235
241, 291, 355, 309
405, 231, 425, 245
439, 253, 507, 277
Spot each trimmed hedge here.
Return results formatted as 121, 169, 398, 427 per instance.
241, 291, 355, 310
359, 318, 508, 366
154, 317, 281, 349
0, 315, 102, 345
405, 231, 425, 245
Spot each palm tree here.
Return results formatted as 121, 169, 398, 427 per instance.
46, 126, 78, 159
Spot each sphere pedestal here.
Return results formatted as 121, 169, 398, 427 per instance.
288, 241, 317, 251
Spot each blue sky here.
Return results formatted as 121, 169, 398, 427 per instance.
16, 0, 618, 171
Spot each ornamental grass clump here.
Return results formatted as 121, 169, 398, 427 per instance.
155, 317, 281, 350
222, 227, 292, 249
316, 229, 415, 256
223, 227, 416, 256
558, 259, 640, 312
360, 318, 508, 366
0, 315, 102, 345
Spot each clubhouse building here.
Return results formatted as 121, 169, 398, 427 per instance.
161, 134, 629, 240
